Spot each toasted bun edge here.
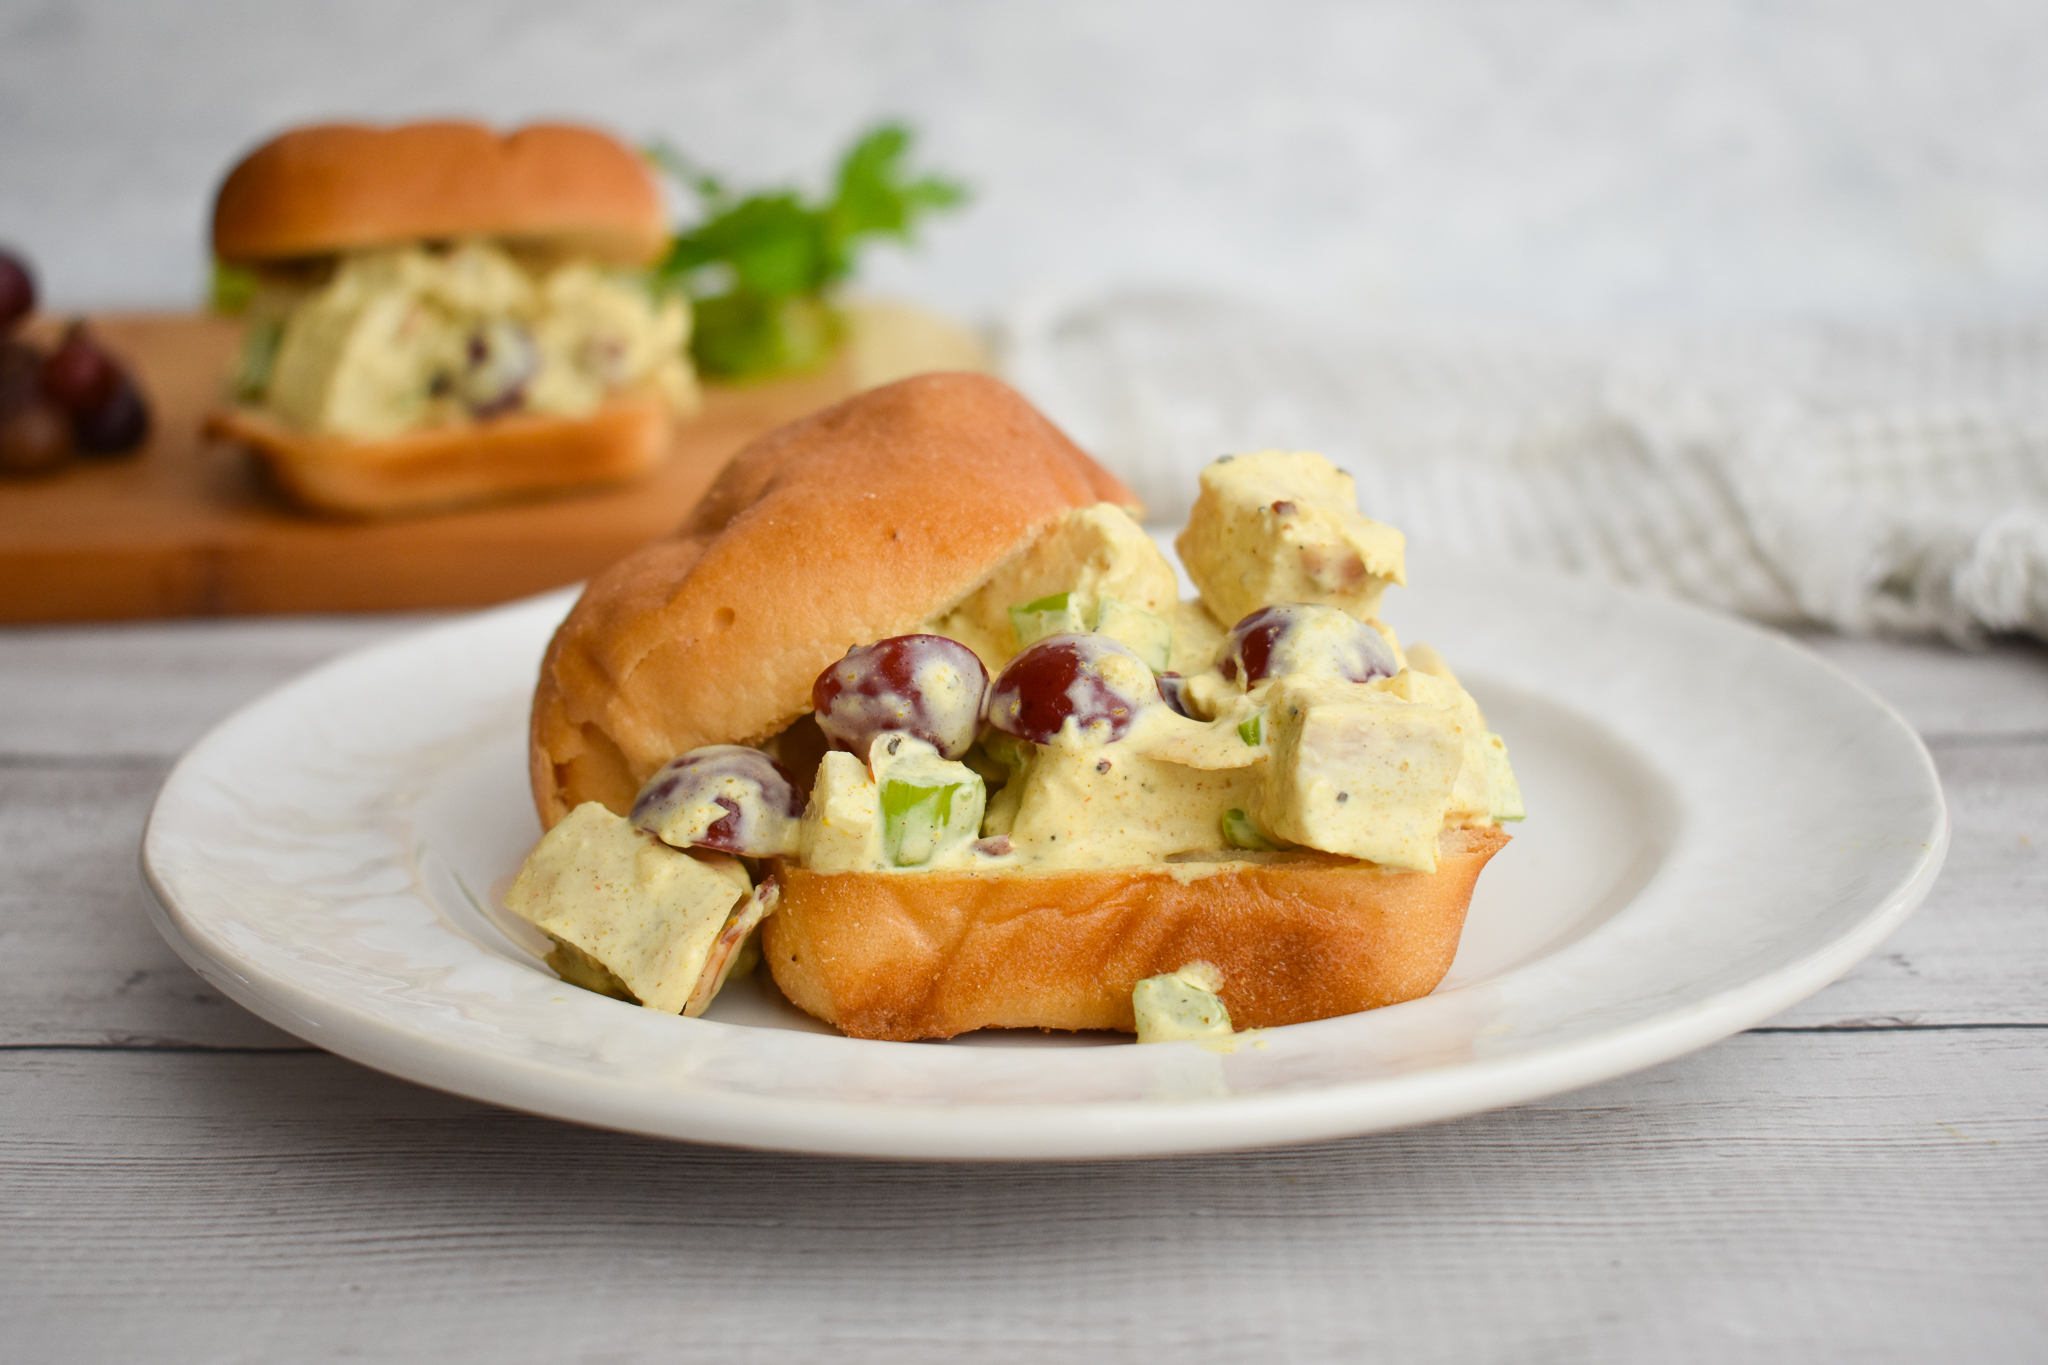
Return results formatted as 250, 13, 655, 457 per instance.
762, 825, 1510, 1039
204, 388, 677, 516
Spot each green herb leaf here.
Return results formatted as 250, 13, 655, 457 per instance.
650, 122, 968, 381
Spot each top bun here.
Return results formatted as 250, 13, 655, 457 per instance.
212, 121, 670, 265
530, 372, 1137, 827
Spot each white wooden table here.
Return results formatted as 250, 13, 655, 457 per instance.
2, 609, 2043, 1362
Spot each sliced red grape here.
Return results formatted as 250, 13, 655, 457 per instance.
631, 745, 804, 857
1155, 671, 1194, 717
1219, 603, 1396, 687
987, 633, 1159, 746
0, 251, 34, 333
813, 634, 988, 761
457, 319, 538, 418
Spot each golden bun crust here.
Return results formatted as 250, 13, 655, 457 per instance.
529, 372, 1136, 828
205, 388, 675, 517
763, 826, 1509, 1040
212, 122, 669, 265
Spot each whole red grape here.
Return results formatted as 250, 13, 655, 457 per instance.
40, 323, 120, 415
0, 338, 40, 397
0, 399, 72, 476
0, 251, 34, 333
813, 634, 988, 761
72, 374, 150, 456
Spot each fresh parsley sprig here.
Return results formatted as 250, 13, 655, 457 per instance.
650, 124, 968, 381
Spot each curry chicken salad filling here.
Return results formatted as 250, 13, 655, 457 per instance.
506, 448, 1523, 1038
233, 239, 697, 440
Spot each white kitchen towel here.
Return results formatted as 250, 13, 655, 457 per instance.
999, 293, 2048, 644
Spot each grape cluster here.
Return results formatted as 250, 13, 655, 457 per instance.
0, 248, 152, 477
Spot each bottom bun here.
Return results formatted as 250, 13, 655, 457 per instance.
205, 388, 676, 516
762, 825, 1509, 1041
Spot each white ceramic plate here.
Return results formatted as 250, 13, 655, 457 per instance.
143, 553, 1947, 1160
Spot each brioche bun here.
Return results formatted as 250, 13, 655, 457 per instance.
528, 372, 1509, 1039
529, 372, 1137, 827
765, 827, 1508, 1040
212, 121, 668, 265
205, 387, 675, 517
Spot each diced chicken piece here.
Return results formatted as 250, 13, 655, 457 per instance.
1176, 450, 1406, 627
1384, 654, 1526, 825
506, 801, 752, 1013
799, 750, 884, 872
1251, 676, 1466, 871
798, 738, 988, 871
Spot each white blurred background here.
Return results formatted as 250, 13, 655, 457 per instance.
4, 0, 2047, 325
5, 0, 2045, 639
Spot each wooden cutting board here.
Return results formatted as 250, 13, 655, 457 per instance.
0, 307, 977, 622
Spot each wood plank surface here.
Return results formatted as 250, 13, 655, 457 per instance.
0, 1033, 2040, 1363
1794, 629, 2048, 740
0, 306, 973, 623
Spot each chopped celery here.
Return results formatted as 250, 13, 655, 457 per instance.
1133, 966, 1234, 1043
1220, 807, 1284, 852
1008, 590, 1086, 648
978, 729, 1035, 775
1092, 596, 1172, 672
873, 736, 987, 866
880, 779, 958, 866
210, 260, 258, 316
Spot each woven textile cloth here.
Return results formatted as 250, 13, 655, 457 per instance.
1000, 294, 2048, 644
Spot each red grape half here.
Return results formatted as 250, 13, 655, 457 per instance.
1219, 604, 1396, 687
987, 633, 1158, 746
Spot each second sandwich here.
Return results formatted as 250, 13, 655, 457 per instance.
206, 120, 698, 515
